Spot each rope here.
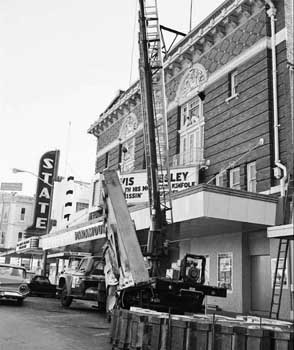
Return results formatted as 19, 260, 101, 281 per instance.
206, 138, 264, 185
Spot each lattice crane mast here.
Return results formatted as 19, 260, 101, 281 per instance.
138, 0, 173, 276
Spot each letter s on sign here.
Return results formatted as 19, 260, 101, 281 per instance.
43, 158, 54, 169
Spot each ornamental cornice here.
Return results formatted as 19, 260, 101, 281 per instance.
88, 81, 140, 136
163, 0, 265, 80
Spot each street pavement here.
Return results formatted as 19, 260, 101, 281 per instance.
0, 296, 112, 350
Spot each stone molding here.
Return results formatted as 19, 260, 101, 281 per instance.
119, 113, 139, 141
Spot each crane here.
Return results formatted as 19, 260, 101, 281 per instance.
138, 0, 172, 277
100, 1, 227, 316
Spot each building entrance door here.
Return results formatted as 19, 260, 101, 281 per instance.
250, 255, 271, 313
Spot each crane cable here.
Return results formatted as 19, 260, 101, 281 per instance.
129, 0, 138, 86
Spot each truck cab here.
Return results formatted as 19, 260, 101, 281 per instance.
58, 255, 106, 310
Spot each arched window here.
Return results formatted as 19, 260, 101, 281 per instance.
119, 113, 138, 173
176, 63, 207, 166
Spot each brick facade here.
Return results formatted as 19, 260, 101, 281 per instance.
86, 0, 293, 319
91, 0, 291, 198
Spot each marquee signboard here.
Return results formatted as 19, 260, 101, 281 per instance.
120, 166, 198, 204
41, 221, 105, 250
16, 237, 40, 253
26, 150, 60, 235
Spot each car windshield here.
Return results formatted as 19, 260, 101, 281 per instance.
0, 266, 25, 278
77, 259, 88, 272
35, 276, 50, 284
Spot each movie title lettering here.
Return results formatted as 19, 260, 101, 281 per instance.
74, 225, 104, 241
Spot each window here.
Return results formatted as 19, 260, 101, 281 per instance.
20, 208, 25, 221
120, 138, 135, 173
229, 70, 238, 97
216, 171, 227, 187
180, 96, 203, 128
229, 167, 240, 190
119, 113, 138, 172
76, 202, 89, 212
247, 162, 256, 192
92, 180, 101, 207
0, 232, 5, 245
105, 152, 109, 169
18, 232, 22, 241
179, 96, 204, 166
217, 252, 233, 291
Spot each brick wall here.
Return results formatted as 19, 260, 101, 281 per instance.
134, 131, 145, 169
275, 41, 292, 169
165, 9, 267, 105
93, 0, 290, 196
203, 49, 273, 192
167, 106, 180, 165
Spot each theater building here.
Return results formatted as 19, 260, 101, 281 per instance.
87, 0, 293, 320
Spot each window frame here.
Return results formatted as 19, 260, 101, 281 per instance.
20, 208, 25, 221
92, 180, 101, 207
229, 70, 238, 97
179, 96, 204, 166
180, 96, 203, 129
229, 167, 241, 190
120, 137, 136, 173
247, 161, 257, 192
225, 70, 239, 103
217, 252, 233, 292
76, 202, 89, 212
105, 152, 109, 169
216, 171, 227, 187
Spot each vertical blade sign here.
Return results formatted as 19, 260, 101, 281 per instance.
28, 150, 59, 234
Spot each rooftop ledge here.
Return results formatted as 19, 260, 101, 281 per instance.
267, 224, 294, 239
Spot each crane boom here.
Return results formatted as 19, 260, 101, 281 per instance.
138, 0, 173, 276
102, 170, 150, 288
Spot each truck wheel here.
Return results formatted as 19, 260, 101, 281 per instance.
61, 286, 73, 307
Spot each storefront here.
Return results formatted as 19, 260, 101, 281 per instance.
40, 218, 106, 283
0, 236, 43, 272
129, 183, 278, 316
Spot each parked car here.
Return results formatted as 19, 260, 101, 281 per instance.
26, 271, 36, 282
0, 264, 30, 305
28, 275, 57, 298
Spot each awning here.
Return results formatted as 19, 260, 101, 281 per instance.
267, 223, 294, 239
40, 219, 105, 250
130, 184, 278, 234
0, 248, 43, 259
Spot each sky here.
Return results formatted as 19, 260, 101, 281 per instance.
0, 0, 224, 196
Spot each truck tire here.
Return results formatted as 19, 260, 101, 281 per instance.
61, 285, 73, 307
